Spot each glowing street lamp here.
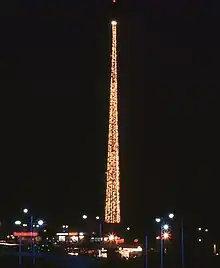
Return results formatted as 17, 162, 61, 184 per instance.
168, 213, 174, 219
21, 209, 44, 264
23, 208, 28, 214
37, 220, 44, 226
81, 214, 102, 238
111, 20, 117, 26
163, 232, 170, 240
95, 216, 102, 238
155, 218, 161, 223
14, 219, 23, 265
108, 234, 115, 241
16, 208, 44, 265
163, 224, 169, 231
155, 214, 174, 268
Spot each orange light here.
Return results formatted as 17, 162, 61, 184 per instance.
163, 232, 170, 240
105, 19, 120, 223
116, 238, 124, 244
108, 234, 115, 241
68, 232, 78, 236
13, 232, 38, 237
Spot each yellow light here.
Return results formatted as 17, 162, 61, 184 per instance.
105, 20, 121, 223
163, 232, 170, 240
108, 234, 115, 241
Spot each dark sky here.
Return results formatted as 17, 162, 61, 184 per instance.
1, 1, 220, 231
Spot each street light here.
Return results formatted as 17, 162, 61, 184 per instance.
163, 224, 169, 231
22, 209, 44, 265
14, 220, 22, 265
169, 213, 174, 219
16, 208, 44, 265
108, 234, 115, 241
95, 216, 102, 239
126, 227, 131, 231
155, 214, 174, 268
81, 214, 102, 239
163, 232, 170, 240
37, 220, 44, 226
23, 208, 28, 214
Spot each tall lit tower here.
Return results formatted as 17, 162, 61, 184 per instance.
105, 20, 120, 224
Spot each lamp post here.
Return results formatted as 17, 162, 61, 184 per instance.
23, 208, 44, 265
23, 209, 35, 264
32, 219, 44, 265
160, 223, 170, 268
145, 234, 148, 268
169, 213, 184, 268
181, 219, 184, 268
82, 214, 102, 240
15, 220, 22, 265
14, 208, 30, 265
95, 216, 102, 239
30, 216, 34, 263
155, 213, 174, 268
160, 224, 163, 268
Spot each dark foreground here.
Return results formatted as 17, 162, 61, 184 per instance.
0, 254, 219, 268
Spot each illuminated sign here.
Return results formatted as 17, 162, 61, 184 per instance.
115, 238, 124, 244
56, 232, 79, 236
103, 235, 124, 244
13, 232, 38, 237
69, 232, 78, 236
56, 233, 68, 236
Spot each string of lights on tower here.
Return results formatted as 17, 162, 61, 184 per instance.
104, 17, 121, 224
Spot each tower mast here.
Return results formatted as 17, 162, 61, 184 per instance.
105, 20, 121, 224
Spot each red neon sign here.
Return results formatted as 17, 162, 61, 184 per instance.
13, 232, 38, 237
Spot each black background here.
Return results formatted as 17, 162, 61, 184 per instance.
1, 0, 220, 236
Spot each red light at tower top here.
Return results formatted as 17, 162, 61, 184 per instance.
113, 0, 116, 2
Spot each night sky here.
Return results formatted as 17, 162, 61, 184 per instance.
2, 1, 220, 231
